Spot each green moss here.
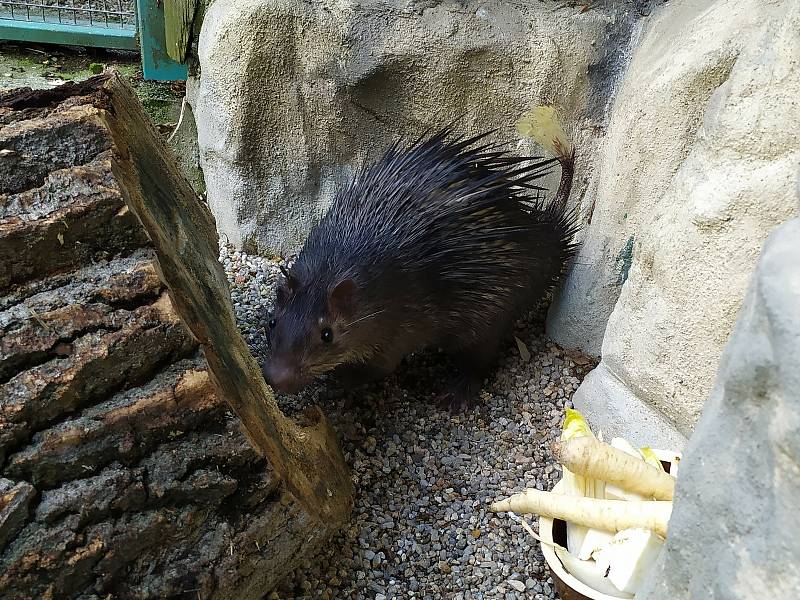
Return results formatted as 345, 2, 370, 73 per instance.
615, 235, 635, 285
132, 80, 185, 125
0, 44, 183, 127
0, 44, 139, 86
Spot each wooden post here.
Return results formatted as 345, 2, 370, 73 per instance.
164, 0, 199, 63
136, 0, 189, 81
96, 71, 354, 524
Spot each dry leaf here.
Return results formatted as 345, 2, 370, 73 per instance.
515, 336, 531, 362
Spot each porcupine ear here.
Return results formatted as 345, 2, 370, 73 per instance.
276, 265, 297, 304
329, 278, 358, 317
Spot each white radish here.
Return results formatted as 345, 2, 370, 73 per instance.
576, 527, 614, 561
593, 528, 665, 594
554, 547, 633, 599
551, 437, 676, 501
490, 489, 672, 537
605, 438, 648, 502
516, 511, 632, 598
561, 467, 589, 554
611, 437, 639, 458
558, 408, 598, 553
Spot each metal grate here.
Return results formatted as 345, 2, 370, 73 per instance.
0, 0, 135, 30
0, 0, 187, 80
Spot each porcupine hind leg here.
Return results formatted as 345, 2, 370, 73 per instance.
437, 337, 503, 413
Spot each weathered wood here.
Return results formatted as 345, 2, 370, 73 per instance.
0, 76, 350, 598
165, 0, 198, 63
96, 71, 354, 525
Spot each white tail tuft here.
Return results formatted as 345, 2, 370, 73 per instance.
517, 105, 573, 159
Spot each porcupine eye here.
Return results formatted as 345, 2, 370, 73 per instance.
268, 318, 277, 329
321, 328, 333, 344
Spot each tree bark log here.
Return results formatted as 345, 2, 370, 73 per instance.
0, 75, 352, 599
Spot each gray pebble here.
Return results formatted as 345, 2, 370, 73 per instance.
221, 243, 583, 600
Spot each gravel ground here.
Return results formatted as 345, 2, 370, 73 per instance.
220, 244, 597, 600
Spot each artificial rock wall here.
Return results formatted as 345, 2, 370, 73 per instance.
188, 0, 644, 254
189, 0, 799, 446
554, 0, 800, 446
639, 217, 800, 599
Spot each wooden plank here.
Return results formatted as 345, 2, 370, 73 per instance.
164, 0, 198, 64
96, 71, 354, 524
136, 0, 188, 81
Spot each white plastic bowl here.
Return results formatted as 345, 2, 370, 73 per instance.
538, 449, 682, 600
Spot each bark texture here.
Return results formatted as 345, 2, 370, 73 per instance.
0, 76, 351, 599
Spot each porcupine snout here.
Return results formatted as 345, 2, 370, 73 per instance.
262, 359, 304, 395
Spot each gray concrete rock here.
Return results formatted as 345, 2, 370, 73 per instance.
557, 0, 800, 445
571, 362, 687, 450
189, 0, 644, 255
549, 0, 796, 356
638, 216, 800, 599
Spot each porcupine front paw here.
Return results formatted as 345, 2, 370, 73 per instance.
435, 375, 482, 414
333, 361, 396, 390
437, 343, 499, 413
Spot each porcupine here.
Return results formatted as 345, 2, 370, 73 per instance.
261, 123, 578, 411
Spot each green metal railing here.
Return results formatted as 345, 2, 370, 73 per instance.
0, 0, 187, 80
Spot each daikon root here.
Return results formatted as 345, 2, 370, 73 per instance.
490, 489, 672, 537
558, 409, 597, 553
514, 511, 632, 598
514, 513, 632, 597
551, 436, 676, 500
577, 527, 614, 561
605, 437, 647, 502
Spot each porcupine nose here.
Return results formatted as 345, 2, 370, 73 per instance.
262, 360, 302, 394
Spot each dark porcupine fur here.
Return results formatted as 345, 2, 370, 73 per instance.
262, 125, 579, 411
